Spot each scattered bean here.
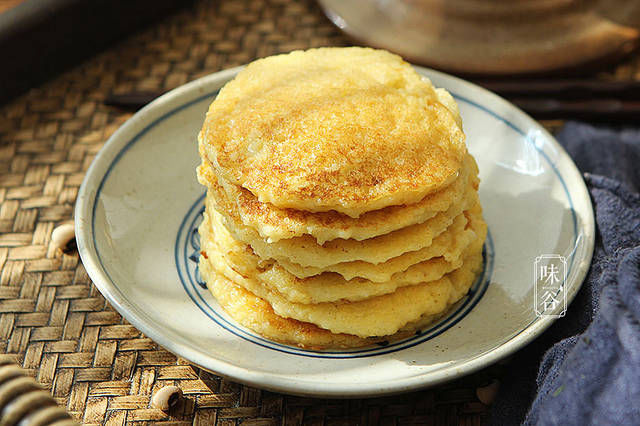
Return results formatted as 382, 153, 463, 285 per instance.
51, 223, 76, 254
151, 385, 183, 411
476, 379, 500, 405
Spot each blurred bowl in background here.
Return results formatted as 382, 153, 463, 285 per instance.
318, 0, 640, 75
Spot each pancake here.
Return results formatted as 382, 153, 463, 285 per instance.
206, 184, 479, 268
194, 47, 487, 348
201, 258, 453, 349
196, 152, 478, 244
199, 47, 468, 217
201, 261, 375, 349
200, 204, 485, 304
435, 88, 462, 128
201, 233, 483, 337
219, 209, 474, 284
277, 204, 483, 281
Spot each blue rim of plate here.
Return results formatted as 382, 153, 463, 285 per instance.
90, 86, 579, 360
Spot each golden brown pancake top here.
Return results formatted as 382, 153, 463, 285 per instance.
200, 47, 467, 217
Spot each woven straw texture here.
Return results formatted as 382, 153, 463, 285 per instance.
1, 0, 639, 424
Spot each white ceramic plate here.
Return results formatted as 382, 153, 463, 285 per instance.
75, 66, 595, 397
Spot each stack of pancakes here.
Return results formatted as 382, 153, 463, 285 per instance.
196, 47, 487, 349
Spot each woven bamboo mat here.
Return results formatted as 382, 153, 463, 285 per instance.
0, 0, 638, 424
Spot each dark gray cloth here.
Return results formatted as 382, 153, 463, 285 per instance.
490, 122, 640, 425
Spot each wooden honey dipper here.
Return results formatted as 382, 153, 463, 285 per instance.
0, 358, 76, 426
